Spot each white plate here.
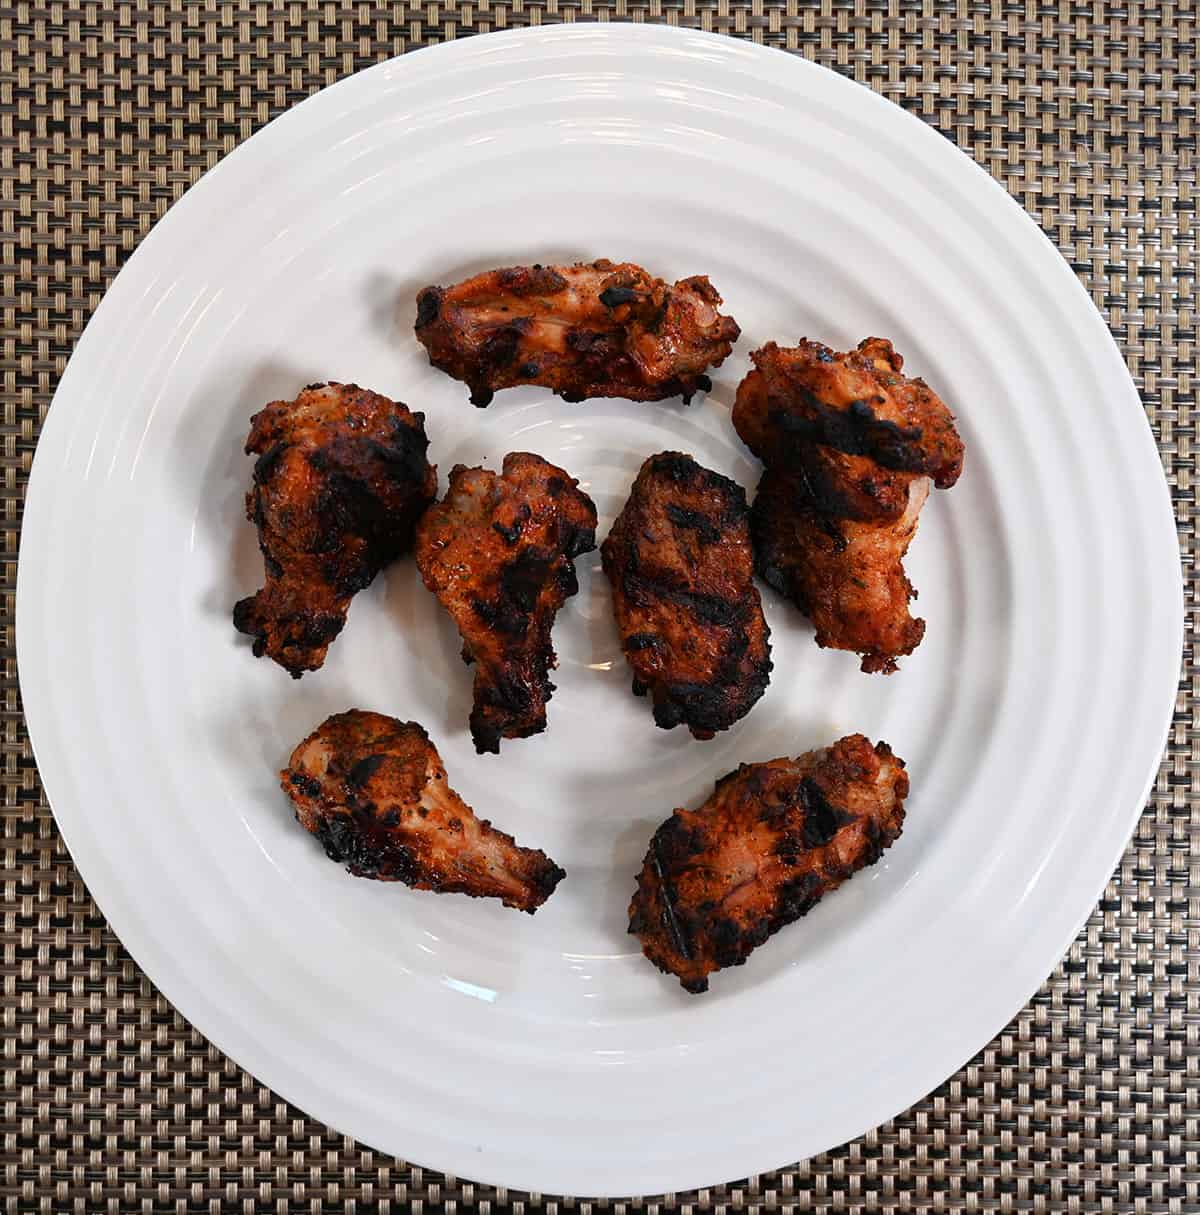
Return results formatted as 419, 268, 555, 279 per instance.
17, 24, 1182, 1197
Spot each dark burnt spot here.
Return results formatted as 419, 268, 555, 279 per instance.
306, 807, 428, 882
415, 287, 443, 329
799, 776, 856, 848
492, 504, 530, 545
313, 813, 356, 863
771, 391, 930, 474
676, 588, 740, 626
708, 917, 745, 969
232, 594, 259, 636
546, 476, 566, 498
532, 860, 567, 907
652, 698, 686, 730
648, 452, 698, 483
564, 328, 608, 353
469, 385, 495, 408
777, 872, 823, 922
379, 808, 401, 827
367, 424, 432, 487
478, 324, 525, 372
625, 632, 660, 652
563, 522, 596, 560
498, 265, 567, 295
556, 561, 579, 599
681, 976, 710, 995
347, 754, 386, 787
649, 832, 692, 962
332, 563, 375, 597
599, 285, 640, 309
500, 548, 557, 615
447, 817, 463, 834
287, 770, 323, 798
519, 361, 540, 377
471, 597, 498, 626
665, 503, 722, 544
294, 612, 344, 648
252, 442, 286, 485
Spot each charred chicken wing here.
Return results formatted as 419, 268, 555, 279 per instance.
415, 453, 598, 754
233, 382, 436, 677
734, 339, 963, 673
629, 734, 908, 992
415, 260, 740, 407
752, 463, 930, 671
601, 452, 771, 738
283, 710, 564, 911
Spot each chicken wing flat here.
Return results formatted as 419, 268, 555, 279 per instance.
415, 260, 740, 407
733, 339, 963, 673
601, 452, 771, 738
415, 452, 598, 754
629, 734, 908, 992
233, 382, 437, 677
283, 710, 564, 911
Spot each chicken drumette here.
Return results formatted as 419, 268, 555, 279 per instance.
630, 734, 908, 992
733, 339, 964, 673
282, 710, 564, 911
415, 260, 740, 407
233, 382, 437, 677
415, 452, 598, 754
602, 452, 771, 739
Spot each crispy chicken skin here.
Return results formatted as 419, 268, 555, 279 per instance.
282, 710, 564, 912
233, 382, 437, 677
415, 453, 598, 754
601, 452, 771, 739
734, 339, 963, 673
415, 260, 741, 407
629, 734, 907, 992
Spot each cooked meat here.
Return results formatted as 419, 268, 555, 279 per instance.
601, 452, 771, 738
629, 734, 907, 992
415, 260, 740, 407
415, 452, 598, 754
733, 339, 963, 673
735, 338, 963, 488
282, 710, 564, 912
752, 464, 930, 674
233, 382, 436, 677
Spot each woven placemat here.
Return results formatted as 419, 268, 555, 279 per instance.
2, 3, 1195, 1211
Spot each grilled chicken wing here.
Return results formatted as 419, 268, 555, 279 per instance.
752, 463, 930, 672
415, 260, 740, 407
283, 710, 564, 912
233, 382, 437, 677
735, 338, 963, 488
734, 339, 963, 673
415, 453, 598, 754
601, 452, 771, 738
629, 734, 907, 992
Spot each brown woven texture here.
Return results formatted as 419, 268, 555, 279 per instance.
1, 1, 1195, 1211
